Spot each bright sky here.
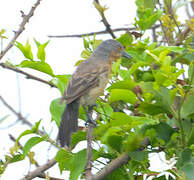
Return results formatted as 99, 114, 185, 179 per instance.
0, 0, 177, 179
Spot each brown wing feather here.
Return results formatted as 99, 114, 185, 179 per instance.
63, 59, 109, 104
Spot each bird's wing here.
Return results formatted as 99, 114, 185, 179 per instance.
63, 60, 108, 104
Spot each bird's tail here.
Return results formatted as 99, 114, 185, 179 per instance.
58, 99, 80, 147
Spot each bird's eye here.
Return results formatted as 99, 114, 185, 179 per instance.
117, 46, 122, 51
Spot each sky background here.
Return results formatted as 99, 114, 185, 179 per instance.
0, 0, 182, 179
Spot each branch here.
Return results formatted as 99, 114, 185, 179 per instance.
85, 123, 95, 179
0, 95, 49, 136
0, 0, 42, 60
22, 158, 57, 180
93, 0, 116, 39
48, 27, 135, 38
0, 95, 33, 127
174, 16, 194, 46
90, 137, 150, 180
0, 63, 56, 88
91, 153, 130, 180
48, 24, 160, 39
9, 134, 62, 180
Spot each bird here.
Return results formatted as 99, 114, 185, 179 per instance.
58, 39, 132, 147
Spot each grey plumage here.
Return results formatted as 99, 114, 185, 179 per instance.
58, 39, 131, 147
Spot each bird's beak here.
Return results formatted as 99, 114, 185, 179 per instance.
121, 51, 132, 59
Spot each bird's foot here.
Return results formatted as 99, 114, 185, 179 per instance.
84, 105, 97, 127
85, 117, 96, 127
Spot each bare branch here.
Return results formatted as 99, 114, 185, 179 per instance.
48, 25, 161, 39
93, 0, 116, 39
48, 27, 135, 38
0, 0, 42, 60
174, 16, 194, 46
0, 63, 57, 88
90, 137, 150, 180
85, 124, 95, 179
22, 158, 57, 180
0, 95, 48, 136
0, 95, 33, 127
91, 153, 130, 180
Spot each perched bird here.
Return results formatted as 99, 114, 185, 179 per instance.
59, 39, 132, 147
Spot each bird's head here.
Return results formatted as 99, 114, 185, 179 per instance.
93, 39, 132, 61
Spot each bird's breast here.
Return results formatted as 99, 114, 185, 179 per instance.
80, 70, 110, 106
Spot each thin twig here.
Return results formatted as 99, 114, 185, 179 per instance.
0, 63, 56, 88
174, 16, 194, 46
48, 25, 160, 39
152, 26, 157, 42
93, 0, 116, 39
22, 158, 57, 180
0, 0, 42, 60
49, 27, 133, 38
0, 95, 33, 127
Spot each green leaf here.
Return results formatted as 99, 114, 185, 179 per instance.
74, 60, 84, 67
50, 98, 66, 127
188, 62, 194, 84
109, 89, 137, 104
136, 9, 162, 30
181, 92, 194, 118
181, 148, 192, 165
19, 60, 55, 77
52, 74, 71, 95
83, 37, 89, 49
56, 149, 72, 173
95, 102, 113, 121
125, 132, 142, 151
180, 163, 194, 180
128, 151, 149, 162
136, 0, 156, 9
31, 120, 41, 133
154, 86, 174, 115
34, 39, 49, 62
23, 136, 45, 157
107, 80, 136, 91
81, 50, 91, 59
71, 131, 86, 148
10, 154, 24, 163
70, 149, 87, 180
106, 167, 129, 180
117, 33, 133, 46
16, 120, 41, 143
153, 46, 185, 54
107, 134, 123, 152
154, 122, 176, 143
110, 112, 155, 127
138, 103, 168, 115
15, 41, 33, 60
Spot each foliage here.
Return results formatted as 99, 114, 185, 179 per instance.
0, 0, 194, 179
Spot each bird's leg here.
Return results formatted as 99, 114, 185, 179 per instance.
84, 105, 97, 126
